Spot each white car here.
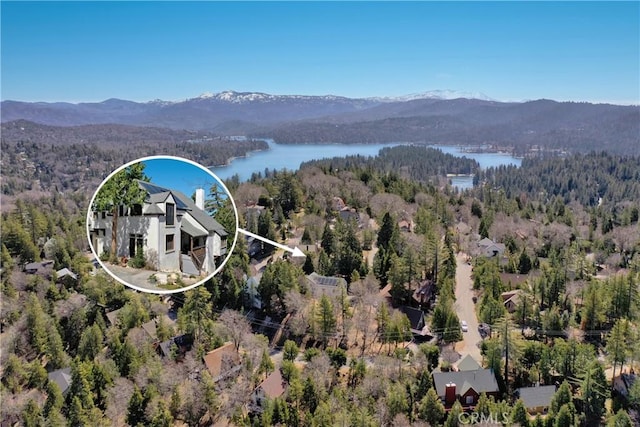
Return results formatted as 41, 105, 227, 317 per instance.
461, 320, 468, 332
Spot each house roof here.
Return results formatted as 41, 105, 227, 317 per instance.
258, 368, 286, 399
203, 342, 241, 381
144, 203, 164, 215
141, 314, 178, 340
307, 272, 347, 288
398, 220, 412, 229
516, 385, 557, 409
139, 181, 189, 210
25, 262, 41, 271
433, 369, 499, 398
500, 290, 520, 301
158, 334, 193, 357
105, 307, 124, 326
398, 306, 425, 331
180, 217, 208, 238
306, 273, 347, 298
48, 367, 72, 394
456, 355, 482, 372
172, 189, 227, 237
137, 180, 227, 237
56, 268, 77, 281
478, 238, 495, 247
412, 280, 434, 303
460, 380, 476, 396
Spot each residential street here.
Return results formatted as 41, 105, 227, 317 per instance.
454, 253, 483, 362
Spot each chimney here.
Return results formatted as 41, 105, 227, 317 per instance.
445, 383, 457, 405
195, 189, 205, 210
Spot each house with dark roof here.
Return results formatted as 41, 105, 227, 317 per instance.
398, 306, 431, 337
89, 181, 227, 276
24, 260, 54, 277
432, 367, 499, 407
412, 279, 435, 306
48, 367, 72, 395
157, 334, 193, 360
515, 385, 556, 414
613, 373, 637, 399
306, 272, 347, 299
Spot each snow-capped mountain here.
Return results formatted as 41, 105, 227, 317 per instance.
190, 90, 355, 104
2, 89, 635, 148
371, 90, 494, 102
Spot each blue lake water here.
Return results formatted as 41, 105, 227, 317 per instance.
211, 140, 521, 189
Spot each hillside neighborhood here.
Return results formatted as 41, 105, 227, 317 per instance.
3, 146, 639, 426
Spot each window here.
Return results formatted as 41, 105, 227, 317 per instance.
166, 234, 175, 252
130, 204, 142, 216
166, 203, 175, 226
129, 234, 144, 258
119, 205, 126, 217
465, 395, 474, 405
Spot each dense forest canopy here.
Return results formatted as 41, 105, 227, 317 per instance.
475, 152, 640, 208
0, 120, 267, 204
300, 145, 479, 183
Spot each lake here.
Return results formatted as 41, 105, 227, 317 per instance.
211, 140, 521, 189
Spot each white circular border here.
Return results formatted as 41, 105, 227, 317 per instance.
86, 155, 239, 294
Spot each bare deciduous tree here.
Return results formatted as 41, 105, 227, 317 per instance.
218, 309, 252, 352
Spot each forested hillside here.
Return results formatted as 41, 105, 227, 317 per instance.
2, 138, 640, 426
301, 145, 480, 183
475, 152, 640, 208
0, 121, 267, 206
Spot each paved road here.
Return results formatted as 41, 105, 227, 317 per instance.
453, 253, 483, 362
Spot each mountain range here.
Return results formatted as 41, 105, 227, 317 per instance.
1, 90, 638, 154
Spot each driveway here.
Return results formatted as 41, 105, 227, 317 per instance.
103, 263, 198, 292
453, 253, 483, 362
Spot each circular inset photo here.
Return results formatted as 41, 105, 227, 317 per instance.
87, 156, 238, 294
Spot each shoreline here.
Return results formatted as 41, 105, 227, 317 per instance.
208, 143, 272, 169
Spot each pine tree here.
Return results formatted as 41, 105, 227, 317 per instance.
178, 287, 214, 349
444, 401, 463, 427
44, 381, 64, 417
554, 404, 575, 427
78, 323, 104, 361
127, 386, 148, 426
418, 388, 445, 425
302, 254, 315, 274
21, 399, 43, 427
607, 410, 634, 427
321, 223, 337, 257
550, 381, 572, 416
259, 349, 275, 378
283, 340, 299, 362
582, 360, 607, 424
511, 399, 529, 427
607, 319, 631, 384
302, 377, 319, 413
377, 212, 399, 253
316, 294, 336, 347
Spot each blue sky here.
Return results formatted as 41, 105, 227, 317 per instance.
2, 1, 638, 104
140, 158, 226, 201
